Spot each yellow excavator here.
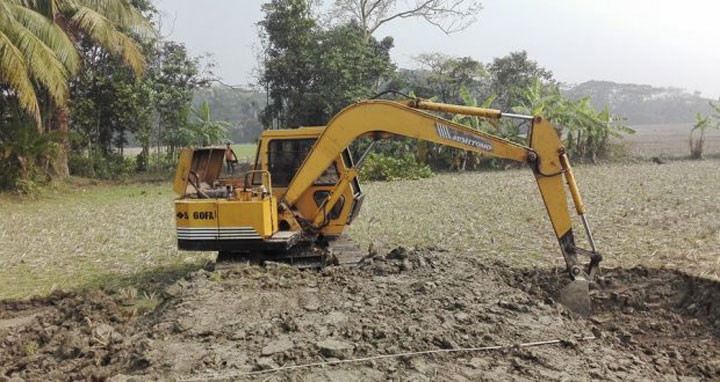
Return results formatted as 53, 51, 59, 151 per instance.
172, 97, 602, 314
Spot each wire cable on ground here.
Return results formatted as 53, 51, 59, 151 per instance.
180, 335, 596, 381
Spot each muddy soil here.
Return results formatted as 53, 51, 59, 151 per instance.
1, 247, 719, 381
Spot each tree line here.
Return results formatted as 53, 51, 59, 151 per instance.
1, 0, 638, 191
0, 0, 217, 191
258, 0, 632, 179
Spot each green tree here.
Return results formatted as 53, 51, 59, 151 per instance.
69, 39, 210, 176
49, 0, 153, 176
151, 40, 211, 160
398, 53, 486, 103
0, 0, 79, 123
312, 22, 394, 118
258, 0, 318, 128
69, 50, 154, 175
488, 51, 554, 110
0, 0, 152, 188
259, 0, 394, 128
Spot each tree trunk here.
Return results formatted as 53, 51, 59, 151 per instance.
52, 104, 71, 177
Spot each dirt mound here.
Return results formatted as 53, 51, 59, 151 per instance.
0, 290, 152, 381
506, 264, 720, 379
594, 267, 720, 378
2, 248, 719, 381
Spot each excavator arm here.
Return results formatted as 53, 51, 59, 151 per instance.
283, 99, 601, 313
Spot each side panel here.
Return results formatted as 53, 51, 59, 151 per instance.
173, 149, 194, 196
216, 199, 275, 239
175, 199, 275, 242
175, 200, 219, 240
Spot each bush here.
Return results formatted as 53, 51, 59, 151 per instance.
0, 112, 62, 193
68, 152, 135, 180
360, 153, 433, 181
147, 152, 178, 174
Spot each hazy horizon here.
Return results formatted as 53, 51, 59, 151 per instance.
155, 0, 720, 99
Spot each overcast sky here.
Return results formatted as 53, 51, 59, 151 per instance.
154, 0, 720, 98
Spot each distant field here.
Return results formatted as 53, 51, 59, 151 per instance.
625, 123, 720, 158
121, 125, 719, 161
230, 143, 257, 162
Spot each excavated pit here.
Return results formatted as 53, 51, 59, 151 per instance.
1, 248, 719, 381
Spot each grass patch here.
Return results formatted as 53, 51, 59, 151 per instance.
23, 341, 39, 356
0, 182, 213, 300
1, 159, 718, 300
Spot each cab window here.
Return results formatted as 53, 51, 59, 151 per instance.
268, 138, 339, 187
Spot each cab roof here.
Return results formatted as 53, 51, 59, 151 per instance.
260, 126, 325, 139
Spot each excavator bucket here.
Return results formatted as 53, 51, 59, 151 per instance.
560, 278, 591, 316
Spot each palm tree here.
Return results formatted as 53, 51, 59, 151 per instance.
690, 112, 711, 160
0, 0, 78, 125
50, 0, 152, 75
50, 0, 153, 175
1, 0, 153, 175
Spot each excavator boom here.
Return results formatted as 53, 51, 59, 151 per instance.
283, 100, 529, 205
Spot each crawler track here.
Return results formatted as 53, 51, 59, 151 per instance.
213, 235, 368, 270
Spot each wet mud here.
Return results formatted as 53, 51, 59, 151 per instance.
1, 248, 719, 381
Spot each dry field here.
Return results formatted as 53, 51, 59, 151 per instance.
0, 183, 214, 300
1, 154, 719, 380
353, 159, 720, 277
0, 158, 718, 300
2, 249, 718, 381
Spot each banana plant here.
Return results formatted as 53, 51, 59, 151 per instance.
187, 101, 230, 147
690, 112, 712, 159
